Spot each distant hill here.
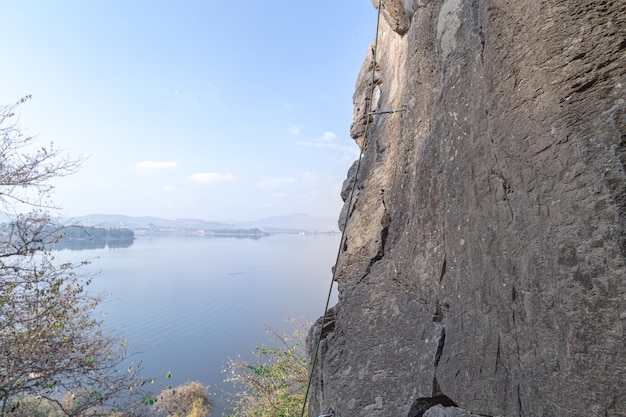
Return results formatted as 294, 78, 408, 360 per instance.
67, 214, 231, 230
63, 213, 338, 234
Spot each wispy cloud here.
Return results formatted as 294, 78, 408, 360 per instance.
136, 161, 177, 170
297, 132, 341, 148
296, 131, 337, 147
187, 172, 235, 184
256, 177, 296, 190
295, 131, 359, 159
300, 172, 334, 183
317, 131, 336, 142
288, 126, 302, 136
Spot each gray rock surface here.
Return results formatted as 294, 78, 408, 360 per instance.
423, 405, 483, 417
308, 1, 625, 416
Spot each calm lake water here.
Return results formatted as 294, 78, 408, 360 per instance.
54, 233, 340, 416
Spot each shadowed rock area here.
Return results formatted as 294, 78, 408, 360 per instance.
308, 1, 625, 416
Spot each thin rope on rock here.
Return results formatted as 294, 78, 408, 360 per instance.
299, 1, 384, 416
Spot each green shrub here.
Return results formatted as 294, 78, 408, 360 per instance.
223, 319, 308, 417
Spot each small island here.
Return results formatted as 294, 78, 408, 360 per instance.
54, 226, 135, 250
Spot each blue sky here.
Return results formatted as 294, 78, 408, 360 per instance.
0, 1, 376, 221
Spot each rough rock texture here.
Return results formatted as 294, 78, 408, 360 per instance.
308, 1, 625, 416
423, 405, 482, 417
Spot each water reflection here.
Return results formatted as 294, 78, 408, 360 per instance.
53, 238, 134, 251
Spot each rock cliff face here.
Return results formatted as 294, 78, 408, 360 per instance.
308, 1, 625, 416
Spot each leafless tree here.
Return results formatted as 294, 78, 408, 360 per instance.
0, 97, 144, 417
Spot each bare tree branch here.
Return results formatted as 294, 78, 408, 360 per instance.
0, 98, 148, 417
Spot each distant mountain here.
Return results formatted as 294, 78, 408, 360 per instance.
63, 213, 338, 234
66, 214, 232, 230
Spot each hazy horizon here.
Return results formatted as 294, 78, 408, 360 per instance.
64, 211, 339, 224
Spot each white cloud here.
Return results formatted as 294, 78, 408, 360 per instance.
294, 131, 360, 160
300, 172, 334, 183
188, 172, 235, 184
256, 177, 296, 190
295, 140, 357, 153
288, 126, 302, 136
317, 131, 336, 142
136, 161, 177, 170
295, 131, 337, 147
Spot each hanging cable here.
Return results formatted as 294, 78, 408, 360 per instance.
299, 1, 384, 416
369, 108, 406, 115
